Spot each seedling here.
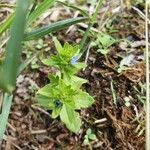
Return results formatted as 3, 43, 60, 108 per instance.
42, 37, 86, 78
83, 128, 97, 150
36, 38, 94, 133
124, 97, 131, 107
91, 33, 117, 55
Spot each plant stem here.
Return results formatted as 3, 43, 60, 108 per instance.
0, 93, 13, 142
79, 0, 103, 54
28, 0, 37, 16
110, 78, 117, 106
0, 0, 29, 93
92, 0, 103, 22
79, 23, 92, 52
145, 1, 150, 150
89, 143, 92, 150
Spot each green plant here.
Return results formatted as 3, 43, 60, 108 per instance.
0, 1, 86, 93
132, 0, 144, 5
36, 38, 94, 133
42, 37, 86, 77
0, 0, 104, 142
133, 83, 146, 107
91, 33, 117, 55
0, 0, 90, 141
124, 97, 131, 107
0, 0, 30, 141
83, 128, 97, 150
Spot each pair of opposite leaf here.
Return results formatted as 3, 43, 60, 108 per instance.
36, 38, 94, 133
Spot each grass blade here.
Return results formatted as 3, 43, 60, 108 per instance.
56, 0, 89, 17
0, 13, 15, 36
18, 52, 38, 75
27, 0, 55, 26
110, 78, 117, 106
79, 0, 103, 54
0, 0, 29, 93
0, 3, 15, 8
24, 17, 86, 41
0, 93, 13, 142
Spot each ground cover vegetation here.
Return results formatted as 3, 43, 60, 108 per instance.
0, 0, 147, 149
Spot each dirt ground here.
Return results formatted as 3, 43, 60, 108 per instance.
0, 1, 146, 150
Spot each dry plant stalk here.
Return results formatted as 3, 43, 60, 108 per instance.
145, 1, 150, 150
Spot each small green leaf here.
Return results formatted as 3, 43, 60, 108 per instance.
60, 105, 81, 133
97, 48, 109, 55
37, 84, 55, 97
85, 135, 88, 139
83, 138, 89, 145
74, 62, 86, 69
98, 34, 116, 49
88, 134, 97, 140
86, 128, 92, 135
42, 56, 59, 68
36, 95, 54, 109
74, 91, 94, 109
62, 43, 79, 57
53, 37, 63, 54
64, 75, 87, 90
52, 108, 61, 118
60, 104, 74, 124
48, 74, 59, 86
71, 75, 87, 85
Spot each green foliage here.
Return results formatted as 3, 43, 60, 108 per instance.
27, 0, 55, 26
0, 1, 87, 92
0, 0, 30, 141
0, 13, 14, 36
77, 0, 86, 5
133, 83, 146, 106
83, 128, 97, 150
37, 76, 93, 133
37, 38, 94, 133
42, 37, 86, 77
124, 97, 131, 107
0, 94, 13, 141
117, 65, 127, 73
79, 0, 104, 53
0, 0, 29, 93
24, 17, 86, 40
132, 0, 144, 5
0, 0, 94, 140
56, 1, 89, 17
87, 0, 97, 5
91, 33, 117, 55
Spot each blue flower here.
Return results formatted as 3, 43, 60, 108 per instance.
70, 56, 78, 65
54, 99, 62, 108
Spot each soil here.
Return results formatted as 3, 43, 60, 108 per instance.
0, 1, 146, 150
